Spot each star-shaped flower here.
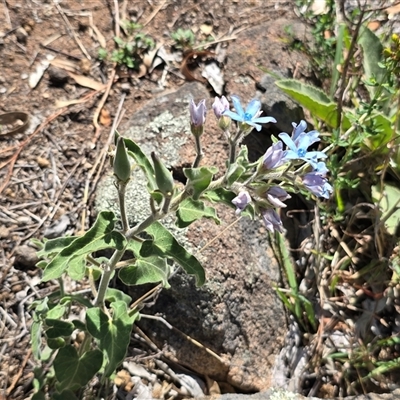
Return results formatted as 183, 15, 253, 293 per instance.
279, 120, 326, 167
222, 95, 276, 132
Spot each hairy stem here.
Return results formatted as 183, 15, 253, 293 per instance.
193, 135, 203, 168
117, 180, 130, 233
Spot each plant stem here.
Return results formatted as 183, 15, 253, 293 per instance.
228, 138, 237, 165
117, 180, 130, 233
94, 247, 125, 308
193, 135, 203, 168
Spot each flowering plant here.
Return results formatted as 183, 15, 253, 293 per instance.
31, 94, 331, 397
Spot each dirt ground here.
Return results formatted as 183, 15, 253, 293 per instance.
0, 1, 296, 399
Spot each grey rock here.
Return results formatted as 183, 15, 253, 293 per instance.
95, 81, 287, 391
258, 74, 304, 134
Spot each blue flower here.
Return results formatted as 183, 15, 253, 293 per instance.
261, 208, 283, 233
223, 95, 276, 132
302, 172, 333, 199
279, 120, 326, 167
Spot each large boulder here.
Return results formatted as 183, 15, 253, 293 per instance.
95, 81, 286, 391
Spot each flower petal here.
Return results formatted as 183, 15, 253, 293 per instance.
223, 110, 243, 122
292, 120, 307, 140
253, 116, 277, 124
231, 95, 245, 119
245, 98, 262, 118
279, 132, 298, 152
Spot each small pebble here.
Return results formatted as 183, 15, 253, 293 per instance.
13, 245, 39, 269
37, 156, 50, 168
15, 27, 28, 44
47, 66, 68, 86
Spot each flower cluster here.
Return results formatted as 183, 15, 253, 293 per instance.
190, 95, 332, 234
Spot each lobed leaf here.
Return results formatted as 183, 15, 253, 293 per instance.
119, 253, 170, 287
183, 166, 218, 200
54, 346, 103, 392
45, 319, 74, 339
42, 211, 125, 282
176, 198, 220, 228
141, 221, 205, 286
86, 301, 137, 377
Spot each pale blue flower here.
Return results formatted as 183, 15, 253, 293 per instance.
261, 208, 283, 233
223, 95, 276, 132
302, 172, 333, 199
232, 191, 252, 214
279, 122, 327, 167
262, 141, 286, 170
291, 120, 320, 144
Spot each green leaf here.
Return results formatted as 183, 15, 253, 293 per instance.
86, 301, 137, 377
363, 112, 393, 152
358, 25, 384, 97
105, 288, 132, 306
46, 304, 67, 320
275, 79, 350, 129
42, 211, 125, 282
225, 162, 246, 186
372, 183, 400, 235
54, 346, 103, 392
183, 167, 218, 200
37, 236, 77, 259
176, 198, 220, 228
141, 221, 205, 286
45, 319, 74, 339
52, 390, 79, 400
31, 319, 42, 360
123, 138, 157, 191
119, 254, 170, 287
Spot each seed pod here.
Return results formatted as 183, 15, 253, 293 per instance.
151, 152, 174, 195
113, 137, 131, 182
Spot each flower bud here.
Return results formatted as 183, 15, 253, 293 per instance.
113, 137, 131, 182
212, 96, 229, 119
151, 152, 174, 196
189, 99, 206, 137
218, 115, 231, 131
232, 191, 251, 214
